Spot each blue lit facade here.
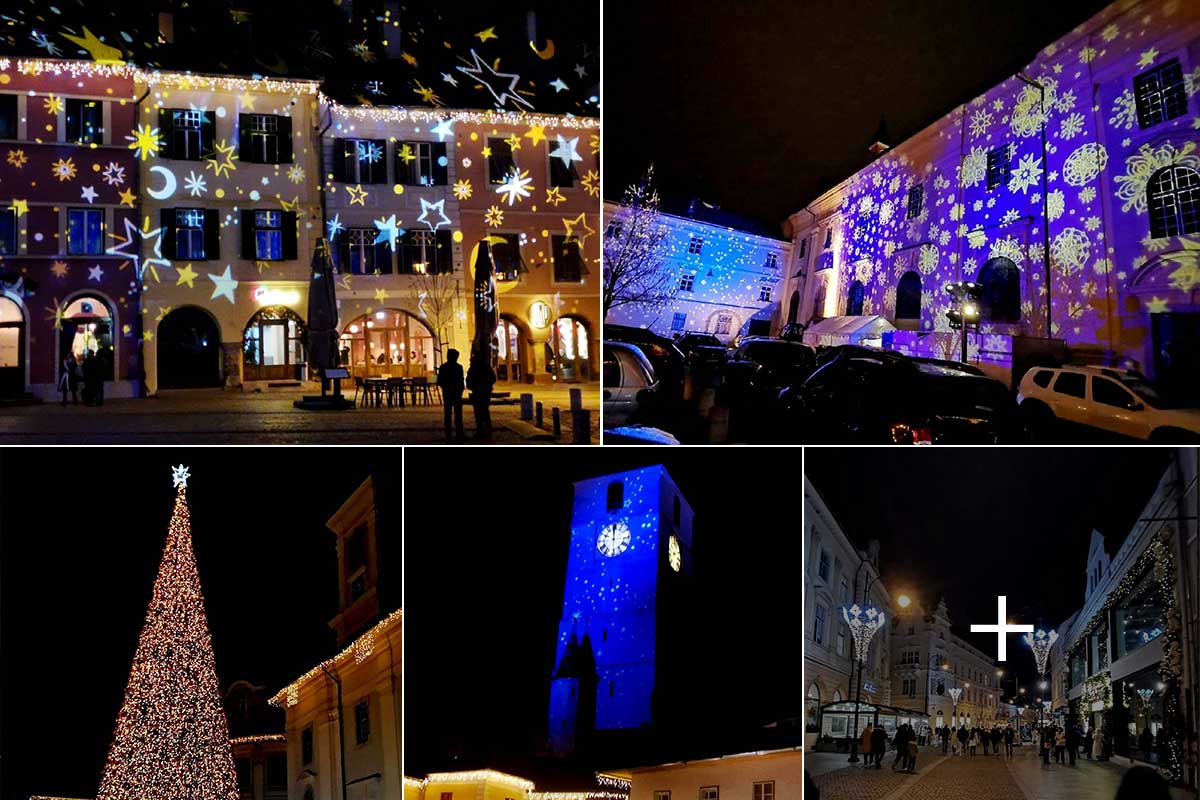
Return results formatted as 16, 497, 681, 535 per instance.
549, 465, 694, 756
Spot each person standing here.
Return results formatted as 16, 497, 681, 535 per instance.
436, 348, 465, 442
60, 353, 79, 405
1055, 727, 1066, 763
940, 725, 950, 755
860, 722, 873, 767
1083, 727, 1094, 760
957, 725, 969, 756
1004, 725, 1015, 758
969, 728, 978, 756
1042, 726, 1052, 765
1066, 724, 1079, 765
892, 724, 910, 770
466, 346, 496, 440
1093, 725, 1105, 760
870, 723, 887, 769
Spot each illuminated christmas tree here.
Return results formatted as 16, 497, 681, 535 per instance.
97, 465, 239, 800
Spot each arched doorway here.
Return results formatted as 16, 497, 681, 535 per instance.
806, 683, 821, 733
896, 271, 922, 321
550, 315, 590, 382
846, 280, 865, 316
978, 257, 1021, 322
495, 315, 527, 383
243, 306, 306, 382
0, 296, 25, 394
158, 306, 222, 388
339, 309, 436, 378
787, 290, 800, 324
60, 295, 114, 382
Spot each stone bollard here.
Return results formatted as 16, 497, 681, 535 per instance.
571, 409, 590, 444
569, 387, 583, 411
520, 393, 534, 421
535, 401, 544, 428
552, 407, 562, 437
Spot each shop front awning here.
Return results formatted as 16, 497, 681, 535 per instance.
819, 700, 929, 719
802, 315, 896, 348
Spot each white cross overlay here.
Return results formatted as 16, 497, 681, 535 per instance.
969, 595, 1033, 661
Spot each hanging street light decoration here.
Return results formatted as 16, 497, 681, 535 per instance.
1023, 628, 1058, 675
842, 603, 887, 663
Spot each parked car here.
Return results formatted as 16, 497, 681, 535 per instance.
602, 341, 660, 428
604, 324, 685, 401
780, 350, 1020, 443
779, 322, 806, 342
673, 331, 728, 364
725, 337, 817, 393
1016, 365, 1200, 442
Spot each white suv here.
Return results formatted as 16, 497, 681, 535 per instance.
1016, 365, 1200, 442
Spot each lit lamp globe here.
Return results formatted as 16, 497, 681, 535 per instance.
897, 593, 912, 609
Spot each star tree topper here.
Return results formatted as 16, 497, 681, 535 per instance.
172, 464, 190, 488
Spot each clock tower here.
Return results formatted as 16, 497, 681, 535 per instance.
548, 465, 694, 756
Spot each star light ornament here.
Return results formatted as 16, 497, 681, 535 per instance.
495, 169, 533, 206
171, 464, 190, 488
418, 198, 451, 230
841, 603, 886, 663
1022, 628, 1058, 674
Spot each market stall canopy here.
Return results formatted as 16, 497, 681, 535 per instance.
803, 315, 896, 348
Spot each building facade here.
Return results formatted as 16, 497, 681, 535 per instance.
603, 202, 790, 344
1048, 449, 1199, 789
225, 679, 288, 800
803, 477, 895, 748
623, 748, 802, 800
0, 59, 142, 399
780, 0, 1200, 392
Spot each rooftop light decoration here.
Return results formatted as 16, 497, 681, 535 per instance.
841, 603, 886, 664
1023, 628, 1058, 674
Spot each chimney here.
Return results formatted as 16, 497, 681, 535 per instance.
868, 115, 891, 156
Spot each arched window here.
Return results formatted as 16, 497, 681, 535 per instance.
61, 295, 114, 380
806, 683, 821, 733
812, 283, 826, 320
896, 271, 922, 320
977, 257, 1021, 322
787, 290, 800, 324
339, 309, 436, 378
846, 280, 865, 316
606, 481, 623, 511
1148, 165, 1200, 239
832, 689, 843, 702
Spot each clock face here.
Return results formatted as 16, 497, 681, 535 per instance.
668, 535, 682, 572
597, 522, 631, 557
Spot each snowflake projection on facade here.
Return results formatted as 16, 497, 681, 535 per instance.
883, 285, 897, 313
858, 195, 875, 216
287, 165, 305, 184
184, 171, 207, 197
967, 228, 988, 250
1011, 79, 1054, 138
358, 141, 384, 163
42, 94, 64, 115
879, 199, 895, 225
918, 243, 939, 275
1047, 189, 1066, 221
51, 157, 77, 181
960, 146, 988, 188
1054, 88, 1077, 114
1008, 154, 1043, 194
1170, 262, 1200, 293
1109, 89, 1138, 131
968, 109, 994, 138
30, 30, 61, 56
1059, 113, 1084, 140
1050, 227, 1091, 276
1062, 143, 1108, 187
1114, 142, 1200, 214
989, 235, 1025, 267
102, 162, 125, 186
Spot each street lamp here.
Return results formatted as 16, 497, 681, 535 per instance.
1024, 628, 1057, 731
949, 687, 962, 729
842, 602, 887, 763
897, 593, 912, 609
944, 280, 982, 361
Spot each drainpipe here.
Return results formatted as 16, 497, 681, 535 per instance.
1016, 73, 1053, 341
316, 99, 335, 241
131, 86, 151, 397
319, 664, 349, 800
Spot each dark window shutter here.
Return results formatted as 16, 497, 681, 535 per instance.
368, 139, 387, 184
238, 114, 254, 163
277, 115, 293, 163
200, 111, 216, 159
337, 237, 350, 272
158, 109, 173, 159
281, 211, 298, 260
241, 210, 256, 259
331, 138, 347, 182
203, 209, 220, 260
432, 143, 449, 185
160, 208, 177, 260
375, 239, 392, 274
395, 143, 411, 186
398, 232, 413, 274
435, 230, 453, 273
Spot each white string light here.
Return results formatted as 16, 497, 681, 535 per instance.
269, 609, 402, 707
841, 603, 886, 663
1022, 628, 1057, 674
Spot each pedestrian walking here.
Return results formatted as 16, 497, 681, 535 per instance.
892, 724, 910, 771
969, 728, 978, 756
940, 725, 950, 755
860, 722, 873, 766
436, 348, 465, 442
466, 346, 496, 440
1041, 726, 1052, 765
992, 727, 1003, 756
1055, 727, 1066, 763
982, 728, 990, 755
870, 724, 887, 769
59, 353, 80, 405
1004, 725, 1015, 757
1140, 727, 1154, 761
1066, 724, 1079, 765
1083, 727, 1094, 760
906, 738, 918, 773
957, 725, 968, 756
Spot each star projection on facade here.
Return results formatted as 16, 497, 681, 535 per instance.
456, 49, 534, 111
562, 212, 595, 246
208, 266, 238, 303
327, 213, 345, 241
184, 171, 208, 197
484, 206, 504, 227
107, 217, 170, 282
581, 169, 599, 196
206, 140, 238, 177
126, 124, 162, 160
1008, 154, 1043, 194
346, 184, 369, 206
430, 117, 456, 142
373, 214, 401, 249
495, 169, 533, 206
171, 464, 190, 488
80, 185, 98, 204
545, 187, 565, 206
6, 149, 27, 168
417, 198, 451, 230
549, 135, 583, 168
52, 157, 77, 181
102, 162, 126, 186
453, 180, 473, 200
175, 264, 198, 288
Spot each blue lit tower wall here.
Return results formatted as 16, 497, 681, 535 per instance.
549, 465, 694, 755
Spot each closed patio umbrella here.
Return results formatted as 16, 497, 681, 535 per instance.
294, 237, 352, 408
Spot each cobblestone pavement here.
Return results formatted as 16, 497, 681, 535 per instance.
812, 752, 940, 800
895, 749, 1026, 800
1005, 746, 1195, 800
0, 383, 600, 445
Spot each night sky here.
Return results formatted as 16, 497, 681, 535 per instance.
0, 448, 399, 800
605, 0, 1113, 227
805, 447, 1174, 704
404, 449, 804, 780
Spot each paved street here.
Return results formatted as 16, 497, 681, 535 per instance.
809, 745, 1194, 800
0, 384, 600, 445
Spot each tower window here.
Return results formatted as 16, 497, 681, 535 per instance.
606, 481, 623, 511
906, 185, 924, 219
354, 700, 370, 744
1134, 58, 1187, 129
986, 145, 1011, 190
1147, 166, 1200, 239
302, 726, 313, 764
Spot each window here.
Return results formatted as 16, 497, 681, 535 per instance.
302, 726, 314, 764
836, 627, 845, 656
823, 229, 832, 249
491, 233, 528, 282
400, 229, 453, 274
759, 283, 772, 302
986, 145, 1010, 190
396, 141, 448, 186
354, 699, 370, 745
1115, 572, 1164, 659
253, 210, 281, 260
239, 114, 292, 163
700, 788, 718, 800
839, 578, 849, 603
607, 481, 623, 511
1134, 58, 1187, 129
655, 792, 671, 800
0, 94, 15, 139
818, 550, 830, 580
441, 794, 453, 800
343, 228, 387, 274
978, 256, 1020, 322
903, 678, 917, 696
266, 754, 287, 789
67, 208, 104, 255
813, 604, 826, 645
333, 138, 387, 184
752, 783, 773, 800
805, 683, 821, 732
160, 208, 218, 261
1032, 369, 1054, 388
687, 237, 704, 255
549, 149, 579, 188
0, 208, 16, 255
488, 137, 517, 184
798, 237, 808, 258
1053, 371, 1086, 399
1093, 377, 1140, 410
714, 314, 733, 335
239, 209, 296, 261
552, 235, 587, 282
1147, 166, 1200, 239
906, 185, 924, 219
161, 108, 214, 160
764, 252, 778, 269
896, 271, 921, 320
174, 209, 206, 259
679, 273, 696, 292
671, 312, 687, 331
66, 98, 103, 144
846, 281, 865, 316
